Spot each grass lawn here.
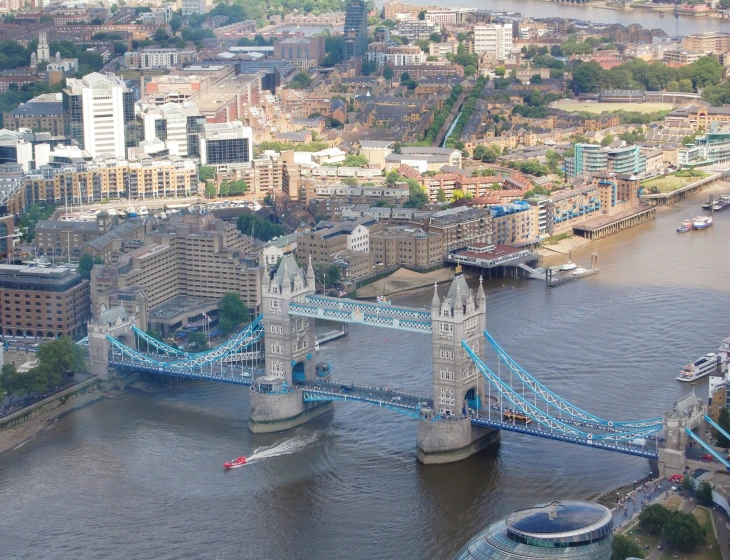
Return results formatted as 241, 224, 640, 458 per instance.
641, 171, 709, 194
550, 100, 675, 114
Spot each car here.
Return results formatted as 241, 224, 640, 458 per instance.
701, 454, 713, 462
390, 396, 402, 403
340, 385, 352, 393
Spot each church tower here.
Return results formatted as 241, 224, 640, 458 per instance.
37, 32, 50, 62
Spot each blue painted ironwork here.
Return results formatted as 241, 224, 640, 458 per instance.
471, 417, 658, 459
305, 295, 431, 321
685, 426, 730, 469
289, 303, 432, 333
483, 330, 663, 429
302, 388, 423, 419
463, 340, 662, 442
109, 360, 261, 385
132, 326, 187, 356
705, 414, 730, 449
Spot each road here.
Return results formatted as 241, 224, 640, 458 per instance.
304, 379, 432, 411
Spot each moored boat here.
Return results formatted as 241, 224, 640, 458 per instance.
692, 216, 712, 230
677, 219, 692, 233
677, 353, 720, 382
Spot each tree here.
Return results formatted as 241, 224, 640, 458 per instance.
681, 474, 693, 492
691, 56, 723, 89
343, 176, 358, 186
662, 510, 706, 553
611, 534, 644, 560
436, 188, 446, 202
530, 74, 543, 84
77, 254, 104, 279
572, 60, 603, 94
36, 336, 87, 378
153, 28, 168, 42
418, 9, 425, 19
236, 214, 284, 242
494, 65, 506, 76
314, 263, 341, 288
205, 184, 217, 198
170, 15, 183, 33
600, 133, 615, 147
361, 58, 377, 76
199, 166, 215, 182
287, 72, 312, 89
716, 407, 730, 447
188, 331, 208, 351
393, 142, 402, 154
382, 65, 394, 85
218, 293, 249, 335
1, 363, 18, 405
638, 504, 672, 535
696, 481, 713, 504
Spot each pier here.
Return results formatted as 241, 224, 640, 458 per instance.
573, 205, 656, 240
640, 174, 722, 207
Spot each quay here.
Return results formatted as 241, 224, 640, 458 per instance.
573, 205, 656, 240
641, 173, 723, 206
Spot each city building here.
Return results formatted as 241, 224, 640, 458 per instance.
490, 201, 539, 246
366, 44, 427, 67
25, 150, 198, 203
182, 0, 206, 16
455, 501, 613, 559
3, 93, 64, 135
295, 217, 383, 263
545, 185, 601, 236
137, 101, 203, 158
474, 23, 513, 61
36, 31, 50, 62
35, 220, 100, 259
199, 121, 253, 167
682, 31, 730, 54
274, 36, 326, 69
425, 9, 456, 25
394, 20, 437, 41
370, 226, 444, 268
343, 0, 368, 59
385, 147, 462, 173
91, 213, 263, 332
425, 207, 492, 252
0, 129, 34, 172
565, 143, 646, 178
677, 130, 730, 166
124, 48, 197, 70
63, 73, 135, 158
0, 264, 91, 339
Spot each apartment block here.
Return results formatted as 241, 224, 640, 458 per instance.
474, 23, 513, 61
370, 227, 444, 268
0, 264, 91, 339
490, 201, 539, 245
682, 31, 730, 54
35, 220, 100, 259
424, 207, 492, 252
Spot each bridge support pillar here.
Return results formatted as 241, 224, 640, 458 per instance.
417, 418, 499, 464
658, 448, 686, 478
87, 306, 135, 381
248, 389, 332, 433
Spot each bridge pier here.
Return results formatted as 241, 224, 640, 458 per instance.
657, 392, 706, 477
87, 306, 135, 381
249, 388, 332, 433
417, 418, 500, 464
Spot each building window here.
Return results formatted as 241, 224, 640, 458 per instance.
440, 370, 454, 381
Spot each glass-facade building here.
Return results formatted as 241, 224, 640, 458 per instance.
198, 122, 252, 166
566, 144, 646, 178
455, 501, 613, 560
343, 0, 368, 59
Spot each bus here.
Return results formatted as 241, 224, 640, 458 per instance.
503, 410, 532, 424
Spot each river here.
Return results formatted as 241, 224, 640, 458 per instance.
1, 189, 729, 560
397, 0, 730, 37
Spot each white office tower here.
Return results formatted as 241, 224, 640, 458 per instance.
64, 73, 135, 158
474, 23, 513, 61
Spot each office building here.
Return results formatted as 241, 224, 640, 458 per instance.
0, 264, 91, 339
124, 48, 197, 70
91, 213, 263, 331
678, 130, 730, 166
274, 36, 326, 69
3, 93, 64, 136
343, 0, 368, 59
370, 227, 444, 268
138, 101, 203, 158
682, 31, 730, 54
0, 129, 34, 172
199, 121, 253, 166
35, 220, 100, 259
64, 73, 135, 158
455, 501, 613, 560
474, 23, 513, 61
182, 0, 206, 16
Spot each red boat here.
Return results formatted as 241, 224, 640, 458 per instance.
223, 456, 247, 469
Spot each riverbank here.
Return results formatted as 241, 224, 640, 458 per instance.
356, 267, 453, 298
0, 389, 105, 455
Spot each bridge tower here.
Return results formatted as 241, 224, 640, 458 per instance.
417, 268, 499, 464
87, 306, 135, 381
248, 255, 333, 433
658, 392, 707, 477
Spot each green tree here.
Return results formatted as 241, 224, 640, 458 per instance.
187, 331, 208, 351
436, 188, 446, 202
218, 293, 249, 334
530, 74, 543, 84
236, 214, 284, 242
382, 65, 394, 85
494, 65, 506, 76
77, 254, 104, 279
1, 363, 18, 405
662, 510, 706, 553
199, 166, 215, 182
205, 184, 217, 198
313, 262, 341, 288
361, 58, 377, 76
36, 336, 87, 378
601, 133, 615, 147
681, 474, 693, 492
611, 533, 644, 560
696, 481, 713, 504
343, 176, 358, 186
418, 9, 425, 19
572, 60, 603, 94
638, 504, 672, 535
170, 15, 183, 33
287, 72, 312, 89
691, 56, 723, 89
17, 202, 55, 243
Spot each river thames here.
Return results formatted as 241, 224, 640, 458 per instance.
400, 0, 730, 36
1, 189, 729, 560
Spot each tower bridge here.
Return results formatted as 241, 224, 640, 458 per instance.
87, 255, 718, 469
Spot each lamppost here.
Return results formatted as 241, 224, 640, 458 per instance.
648, 471, 653, 482
616, 492, 619, 504
633, 480, 637, 491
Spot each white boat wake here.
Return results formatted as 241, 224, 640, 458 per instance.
246, 433, 318, 464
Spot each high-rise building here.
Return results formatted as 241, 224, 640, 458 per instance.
37, 31, 50, 62
138, 101, 203, 157
63, 73, 135, 158
474, 23, 513, 61
198, 121, 253, 166
181, 0, 206, 16
343, 0, 368, 60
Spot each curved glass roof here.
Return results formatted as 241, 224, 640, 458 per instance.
507, 501, 607, 535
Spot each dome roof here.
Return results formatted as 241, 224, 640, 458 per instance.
506, 501, 608, 537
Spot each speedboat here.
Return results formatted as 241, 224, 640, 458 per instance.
139, 206, 149, 217
126, 205, 137, 218
677, 219, 692, 233
692, 216, 712, 230
559, 262, 577, 272
223, 456, 247, 469
572, 267, 587, 276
